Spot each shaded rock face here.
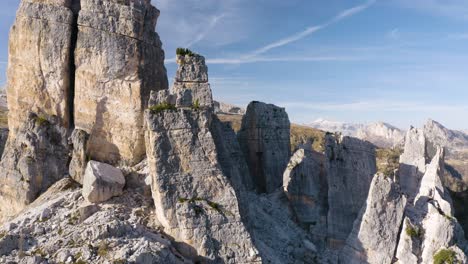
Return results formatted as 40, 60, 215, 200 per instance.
82, 160, 125, 203
68, 129, 89, 184
238, 102, 291, 193
74, 0, 168, 166
0, 128, 7, 159
145, 57, 260, 263
283, 147, 328, 246
325, 134, 377, 248
6, 0, 75, 133
243, 191, 319, 264
340, 174, 406, 264
0, 113, 69, 220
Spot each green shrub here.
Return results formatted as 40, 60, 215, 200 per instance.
97, 241, 109, 257
405, 224, 423, 239
176, 48, 196, 57
148, 103, 176, 113
433, 249, 457, 264
35, 115, 49, 126
192, 99, 201, 110
207, 201, 222, 213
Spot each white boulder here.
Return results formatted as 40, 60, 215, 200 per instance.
82, 161, 125, 203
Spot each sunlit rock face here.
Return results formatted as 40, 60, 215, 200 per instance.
74, 0, 168, 166
145, 55, 261, 263
6, 0, 76, 134
340, 174, 406, 264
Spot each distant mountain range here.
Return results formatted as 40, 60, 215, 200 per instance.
307, 118, 468, 149
307, 119, 405, 148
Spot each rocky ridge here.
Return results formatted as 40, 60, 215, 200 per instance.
0, 1, 467, 263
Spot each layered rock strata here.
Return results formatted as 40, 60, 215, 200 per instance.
325, 134, 377, 248
74, 0, 168, 165
145, 56, 261, 263
238, 101, 291, 193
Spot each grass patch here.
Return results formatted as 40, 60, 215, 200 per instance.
192, 99, 201, 110
376, 147, 403, 177
34, 115, 49, 126
405, 224, 423, 239
148, 103, 176, 113
97, 241, 109, 257
433, 249, 458, 264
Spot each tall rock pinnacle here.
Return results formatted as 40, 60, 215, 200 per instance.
74, 0, 168, 165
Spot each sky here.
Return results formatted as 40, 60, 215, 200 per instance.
1, 0, 468, 130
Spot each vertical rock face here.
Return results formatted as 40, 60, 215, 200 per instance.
340, 174, 406, 264
0, 113, 69, 220
398, 127, 429, 198
74, 0, 168, 165
238, 102, 291, 193
145, 56, 260, 263
325, 134, 377, 248
6, 0, 75, 133
283, 146, 328, 246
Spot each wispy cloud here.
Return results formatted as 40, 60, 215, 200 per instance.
280, 100, 468, 112
386, 28, 400, 40
165, 55, 364, 65
392, 0, 468, 20
245, 0, 376, 58
207, 55, 363, 64
185, 14, 226, 48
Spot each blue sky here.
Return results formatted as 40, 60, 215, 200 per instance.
1, 0, 468, 129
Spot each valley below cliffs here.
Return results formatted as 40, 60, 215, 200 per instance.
0, 1, 467, 264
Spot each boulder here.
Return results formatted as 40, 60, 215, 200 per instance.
238, 101, 291, 193
68, 129, 90, 184
325, 134, 377, 248
340, 174, 406, 264
0, 113, 70, 220
283, 147, 328, 246
82, 161, 125, 203
74, 0, 168, 165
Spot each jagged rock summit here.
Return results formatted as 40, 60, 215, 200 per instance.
1, 1, 468, 263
